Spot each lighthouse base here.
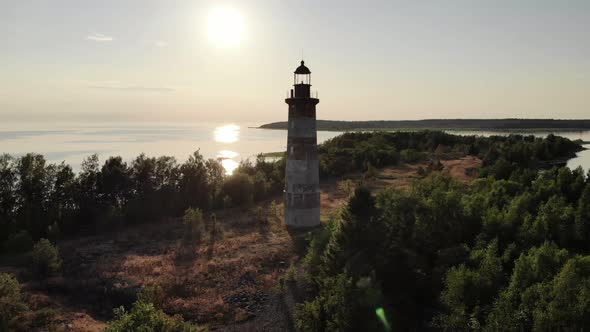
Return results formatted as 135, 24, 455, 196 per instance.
285, 206, 320, 228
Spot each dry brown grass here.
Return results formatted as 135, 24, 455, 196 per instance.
320, 156, 482, 215
440, 155, 482, 184
46, 201, 296, 330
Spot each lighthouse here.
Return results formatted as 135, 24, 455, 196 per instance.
284, 60, 320, 228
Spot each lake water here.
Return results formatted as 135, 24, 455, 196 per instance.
0, 122, 588, 174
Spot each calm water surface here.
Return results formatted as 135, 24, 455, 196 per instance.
0, 122, 341, 174
0, 123, 588, 174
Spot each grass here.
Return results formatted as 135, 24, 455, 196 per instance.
97, 207, 291, 325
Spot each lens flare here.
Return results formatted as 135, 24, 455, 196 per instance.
376, 307, 391, 331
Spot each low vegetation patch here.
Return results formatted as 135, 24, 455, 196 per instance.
0, 273, 28, 331
31, 239, 62, 278
106, 301, 200, 332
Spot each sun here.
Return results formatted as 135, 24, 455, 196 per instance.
206, 6, 245, 48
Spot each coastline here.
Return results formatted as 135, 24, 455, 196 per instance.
257, 119, 590, 132
257, 126, 590, 133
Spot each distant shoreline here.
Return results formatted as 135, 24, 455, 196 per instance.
258, 119, 590, 132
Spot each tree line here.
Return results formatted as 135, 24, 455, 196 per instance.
0, 152, 284, 253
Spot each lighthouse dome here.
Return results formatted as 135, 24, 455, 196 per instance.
294, 61, 311, 74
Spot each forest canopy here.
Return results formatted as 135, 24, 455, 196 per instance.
297, 132, 590, 331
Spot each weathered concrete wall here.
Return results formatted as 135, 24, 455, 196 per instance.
284, 90, 320, 228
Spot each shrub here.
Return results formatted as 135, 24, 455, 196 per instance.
252, 206, 266, 223
285, 264, 297, 283
0, 273, 28, 331
337, 180, 356, 198
252, 171, 271, 201
221, 173, 254, 206
416, 166, 426, 177
137, 284, 165, 309
31, 239, 62, 278
182, 208, 204, 247
269, 200, 281, 222
106, 301, 199, 332
400, 149, 423, 163
32, 308, 56, 329
3, 231, 33, 254
363, 162, 379, 179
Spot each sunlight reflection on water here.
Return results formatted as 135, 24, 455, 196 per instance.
214, 124, 239, 143
214, 124, 241, 175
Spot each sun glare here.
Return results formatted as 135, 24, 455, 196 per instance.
206, 6, 245, 48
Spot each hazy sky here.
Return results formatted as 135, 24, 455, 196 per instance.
1, 0, 589, 123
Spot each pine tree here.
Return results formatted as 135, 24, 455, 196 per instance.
321, 187, 376, 277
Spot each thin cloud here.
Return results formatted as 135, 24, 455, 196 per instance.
154, 40, 167, 47
87, 33, 113, 42
88, 85, 175, 92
